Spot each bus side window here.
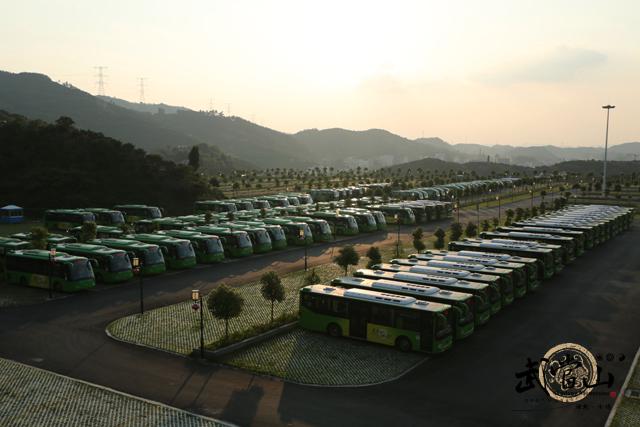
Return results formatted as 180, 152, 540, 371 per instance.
370, 305, 393, 327
301, 293, 314, 309
329, 298, 347, 315
395, 309, 420, 330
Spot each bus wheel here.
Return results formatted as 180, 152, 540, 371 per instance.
327, 323, 342, 337
395, 336, 412, 352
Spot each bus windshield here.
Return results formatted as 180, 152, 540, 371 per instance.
364, 214, 376, 226
176, 242, 195, 259
302, 224, 312, 238
111, 212, 125, 224
144, 247, 164, 265
205, 238, 224, 254
82, 213, 95, 222
149, 207, 162, 219
270, 227, 286, 240
68, 259, 94, 281
434, 311, 452, 339
318, 221, 331, 234
110, 252, 132, 272
236, 233, 252, 248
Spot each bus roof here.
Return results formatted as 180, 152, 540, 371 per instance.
9, 249, 85, 263
332, 276, 471, 302
411, 252, 525, 268
113, 204, 157, 209
302, 284, 449, 312
127, 234, 190, 245
355, 268, 487, 290
157, 230, 219, 240
0, 237, 31, 250
90, 238, 159, 250
375, 263, 500, 282
392, 258, 510, 274
54, 243, 124, 256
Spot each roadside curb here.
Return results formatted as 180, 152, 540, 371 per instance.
194, 321, 298, 360
105, 324, 190, 359
605, 344, 640, 427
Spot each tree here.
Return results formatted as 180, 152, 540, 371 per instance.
80, 221, 97, 242
515, 207, 524, 221
260, 271, 285, 323
412, 227, 426, 252
481, 219, 490, 231
188, 146, 200, 170
204, 211, 213, 224
465, 221, 477, 238
433, 228, 446, 249
260, 207, 268, 218
30, 226, 49, 250
55, 116, 75, 128
531, 206, 539, 217
365, 246, 382, 268
450, 222, 463, 241
334, 245, 360, 275
207, 285, 244, 341
209, 177, 220, 187
492, 217, 500, 229
303, 269, 321, 287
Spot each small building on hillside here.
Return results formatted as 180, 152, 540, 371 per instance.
0, 205, 24, 223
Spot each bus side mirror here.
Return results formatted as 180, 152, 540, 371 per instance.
89, 258, 100, 269
192, 242, 200, 250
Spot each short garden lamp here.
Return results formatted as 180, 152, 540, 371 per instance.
131, 256, 140, 271
191, 289, 200, 310
191, 289, 205, 358
299, 229, 308, 271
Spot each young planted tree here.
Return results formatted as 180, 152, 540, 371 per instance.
30, 226, 49, 250
450, 222, 463, 241
412, 227, 426, 252
80, 221, 97, 242
204, 211, 213, 224
365, 246, 382, 268
481, 219, 490, 231
433, 228, 446, 249
188, 145, 200, 171
515, 207, 524, 222
260, 271, 285, 323
492, 217, 500, 230
207, 285, 244, 341
303, 269, 321, 287
334, 245, 360, 275
531, 206, 539, 217
465, 221, 477, 238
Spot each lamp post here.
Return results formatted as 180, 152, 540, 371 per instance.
455, 200, 460, 223
496, 196, 501, 224
132, 257, 144, 314
602, 105, 615, 196
476, 200, 480, 230
394, 214, 400, 257
191, 289, 204, 358
48, 247, 56, 299
299, 229, 308, 271
529, 189, 533, 210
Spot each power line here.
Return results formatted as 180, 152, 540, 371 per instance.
94, 66, 108, 96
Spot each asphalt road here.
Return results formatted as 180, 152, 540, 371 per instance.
1, 196, 637, 427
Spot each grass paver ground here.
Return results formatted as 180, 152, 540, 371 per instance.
0, 358, 231, 427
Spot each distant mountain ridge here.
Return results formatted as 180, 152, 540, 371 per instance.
1, 69, 638, 170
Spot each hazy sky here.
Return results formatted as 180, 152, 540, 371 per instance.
2, 0, 638, 146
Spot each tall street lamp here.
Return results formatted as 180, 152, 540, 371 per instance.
299, 229, 308, 271
191, 289, 204, 358
49, 247, 56, 299
496, 196, 501, 224
602, 105, 615, 196
394, 214, 401, 257
529, 189, 534, 210
132, 257, 144, 314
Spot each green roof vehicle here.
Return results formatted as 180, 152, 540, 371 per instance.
299, 284, 453, 353
113, 205, 163, 223
5, 249, 95, 292
331, 276, 474, 341
307, 211, 359, 236
333, 209, 377, 232
11, 232, 77, 249
44, 209, 96, 232
498, 225, 585, 257
0, 237, 32, 255
285, 216, 333, 242
90, 238, 166, 276
261, 218, 314, 246
134, 217, 194, 233
194, 200, 237, 214
123, 234, 196, 269
191, 226, 253, 257
69, 225, 124, 240
232, 221, 288, 250
156, 230, 225, 263
53, 243, 133, 284
214, 223, 273, 253
82, 208, 126, 226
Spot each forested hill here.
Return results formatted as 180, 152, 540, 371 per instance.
0, 111, 216, 214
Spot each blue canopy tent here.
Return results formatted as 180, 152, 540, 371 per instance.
0, 205, 24, 224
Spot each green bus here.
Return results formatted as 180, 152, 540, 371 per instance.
368, 210, 387, 231
331, 276, 475, 341
232, 221, 288, 250
285, 216, 333, 242
392, 256, 526, 299
514, 220, 595, 250
299, 284, 453, 353
11, 232, 77, 249
481, 231, 573, 266
307, 212, 359, 236
83, 208, 126, 226
52, 243, 133, 284
70, 225, 124, 240
334, 209, 378, 232
353, 268, 492, 326
367, 205, 416, 225
44, 209, 96, 232
124, 234, 196, 269
156, 230, 225, 263
449, 239, 555, 280
373, 263, 507, 313
134, 218, 195, 233
191, 226, 253, 257
5, 249, 95, 292
407, 251, 531, 296
194, 200, 238, 214
261, 218, 314, 246
215, 223, 273, 253
113, 205, 163, 223
479, 237, 564, 274
90, 238, 166, 276
498, 226, 585, 257
0, 238, 32, 275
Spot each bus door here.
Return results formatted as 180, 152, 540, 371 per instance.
349, 301, 368, 338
